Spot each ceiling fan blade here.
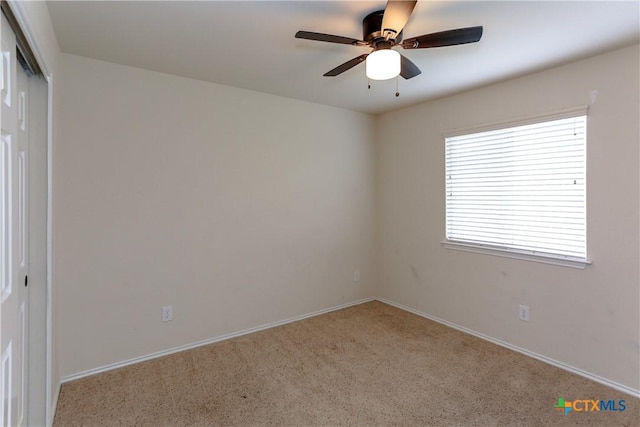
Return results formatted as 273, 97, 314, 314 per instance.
295, 30, 365, 46
381, 0, 417, 39
324, 54, 368, 77
402, 26, 483, 49
400, 54, 421, 79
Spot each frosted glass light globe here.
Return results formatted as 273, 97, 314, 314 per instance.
366, 49, 401, 80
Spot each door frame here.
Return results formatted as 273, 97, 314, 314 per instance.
4, 1, 53, 425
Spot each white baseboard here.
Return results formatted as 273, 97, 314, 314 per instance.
61, 297, 375, 383
376, 297, 640, 399
60, 295, 639, 400
49, 380, 61, 427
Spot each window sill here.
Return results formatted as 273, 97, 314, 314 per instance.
441, 240, 591, 269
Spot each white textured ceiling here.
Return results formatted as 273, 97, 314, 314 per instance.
47, 1, 640, 115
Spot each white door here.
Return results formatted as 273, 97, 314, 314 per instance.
1, 13, 29, 427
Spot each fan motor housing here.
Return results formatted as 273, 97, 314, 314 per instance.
363, 10, 403, 44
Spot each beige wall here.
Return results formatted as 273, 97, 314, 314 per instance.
56, 54, 376, 377
376, 45, 639, 391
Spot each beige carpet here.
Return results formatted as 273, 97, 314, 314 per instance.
54, 301, 638, 426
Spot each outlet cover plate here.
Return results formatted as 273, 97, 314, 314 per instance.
519, 305, 529, 322
162, 305, 173, 322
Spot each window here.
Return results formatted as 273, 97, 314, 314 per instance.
445, 112, 587, 266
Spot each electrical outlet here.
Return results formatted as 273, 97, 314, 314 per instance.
353, 270, 361, 282
519, 305, 529, 322
162, 305, 173, 322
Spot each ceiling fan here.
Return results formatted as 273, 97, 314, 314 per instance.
295, 0, 483, 81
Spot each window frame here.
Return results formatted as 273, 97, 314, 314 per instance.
441, 107, 591, 269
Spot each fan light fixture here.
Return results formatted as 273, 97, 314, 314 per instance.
366, 49, 401, 80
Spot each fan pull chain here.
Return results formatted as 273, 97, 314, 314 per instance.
365, 77, 401, 97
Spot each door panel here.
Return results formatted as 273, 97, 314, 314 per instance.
1, 13, 28, 427
1, 13, 17, 425
15, 52, 29, 427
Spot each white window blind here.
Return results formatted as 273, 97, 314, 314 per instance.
445, 114, 587, 261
